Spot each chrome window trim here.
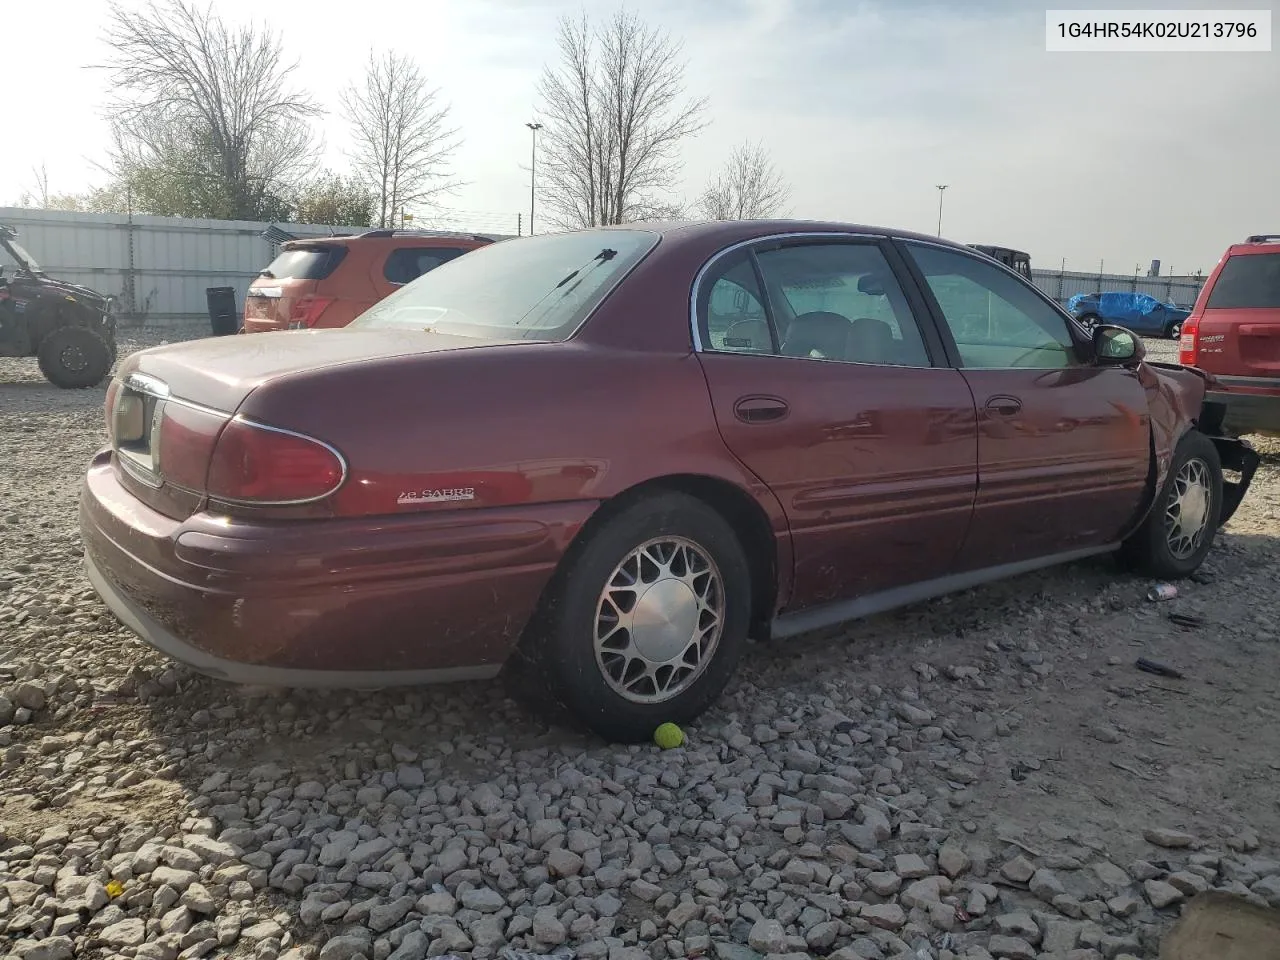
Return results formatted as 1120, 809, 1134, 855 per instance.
207, 415, 351, 508
689, 231, 883, 353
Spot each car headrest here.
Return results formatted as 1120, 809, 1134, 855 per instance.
782, 311, 851, 360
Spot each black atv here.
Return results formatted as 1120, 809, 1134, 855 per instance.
0, 224, 118, 388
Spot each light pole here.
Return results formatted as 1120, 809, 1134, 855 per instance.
526, 121, 543, 235
935, 184, 948, 236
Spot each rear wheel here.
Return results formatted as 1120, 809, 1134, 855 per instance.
515, 492, 752, 743
37, 326, 113, 389
1119, 430, 1223, 579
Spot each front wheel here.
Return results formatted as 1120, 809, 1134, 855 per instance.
1078, 313, 1100, 331
516, 492, 753, 743
37, 326, 113, 389
1119, 430, 1223, 579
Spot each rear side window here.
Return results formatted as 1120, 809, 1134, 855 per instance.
261, 246, 347, 280
1206, 253, 1280, 309
384, 247, 470, 285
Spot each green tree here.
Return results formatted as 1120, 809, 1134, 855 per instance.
292, 172, 377, 227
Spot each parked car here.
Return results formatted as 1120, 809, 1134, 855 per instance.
80, 220, 1260, 742
0, 224, 118, 388
1181, 234, 1280, 436
1067, 291, 1191, 339
242, 229, 500, 333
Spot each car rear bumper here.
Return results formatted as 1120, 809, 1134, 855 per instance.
79, 452, 596, 687
1206, 376, 1280, 435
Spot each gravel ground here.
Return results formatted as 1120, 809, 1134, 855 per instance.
2, 328, 1278, 960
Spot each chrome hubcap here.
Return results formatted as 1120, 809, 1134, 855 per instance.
1165, 458, 1212, 560
593, 537, 724, 704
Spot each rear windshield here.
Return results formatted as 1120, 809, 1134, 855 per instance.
260, 245, 347, 281
1206, 252, 1280, 309
348, 229, 659, 341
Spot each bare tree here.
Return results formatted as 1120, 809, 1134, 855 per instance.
341, 51, 460, 229
536, 9, 708, 229
699, 141, 791, 220
95, 0, 320, 220
28, 164, 52, 208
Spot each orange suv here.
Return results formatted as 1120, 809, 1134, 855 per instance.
1181, 234, 1280, 436
243, 230, 500, 333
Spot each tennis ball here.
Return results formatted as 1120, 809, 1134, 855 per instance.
653, 722, 685, 749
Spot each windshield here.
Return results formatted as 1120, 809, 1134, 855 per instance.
0, 238, 40, 273
349, 229, 660, 341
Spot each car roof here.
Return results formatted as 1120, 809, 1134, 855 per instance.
1224, 234, 1280, 257
596, 218, 979, 252
281, 229, 503, 249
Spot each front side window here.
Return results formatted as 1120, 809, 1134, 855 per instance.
907, 243, 1081, 369
350, 230, 658, 341
754, 242, 932, 367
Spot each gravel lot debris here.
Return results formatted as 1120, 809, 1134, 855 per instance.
2, 330, 1278, 959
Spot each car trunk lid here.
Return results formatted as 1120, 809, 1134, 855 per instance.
108, 329, 519, 519
1196, 309, 1280, 376
1190, 249, 1280, 377
244, 277, 319, 331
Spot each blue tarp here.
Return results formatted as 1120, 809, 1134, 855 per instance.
1066, 291, 1190, 335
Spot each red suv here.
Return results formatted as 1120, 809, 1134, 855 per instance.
1181, 234, 1280, 436
243, 230, 499, 333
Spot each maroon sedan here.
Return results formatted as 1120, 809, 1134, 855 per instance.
80, 220, 1259, 742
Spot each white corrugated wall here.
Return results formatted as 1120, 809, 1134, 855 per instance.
0, 207, 386, 325
3, 205, 1207, 322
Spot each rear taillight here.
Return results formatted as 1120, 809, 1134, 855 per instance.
1179, 316, 1200, 365
104, 378, 121, 441
207, 417, 345, 504
290, 295, 335, 328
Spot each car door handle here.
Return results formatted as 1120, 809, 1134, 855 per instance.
984, 395, 1022, 417
734, 396, 789, 424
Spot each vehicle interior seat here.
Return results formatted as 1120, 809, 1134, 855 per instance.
848, 317, 897, 365
781, 311, 852, 360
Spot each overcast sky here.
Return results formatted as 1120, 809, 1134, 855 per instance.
4, 0, 1277, 275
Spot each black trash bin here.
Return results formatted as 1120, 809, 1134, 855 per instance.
206, 286, 239, 336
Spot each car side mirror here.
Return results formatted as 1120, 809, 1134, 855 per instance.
1092, 324, 1145, 366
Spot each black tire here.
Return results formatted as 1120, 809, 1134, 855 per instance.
515, 492, 753, 743
1119, 430, 1223, 579
1078, 312, 1101, 330
1165, 320, 1182, 340
37, 326, 113, 389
